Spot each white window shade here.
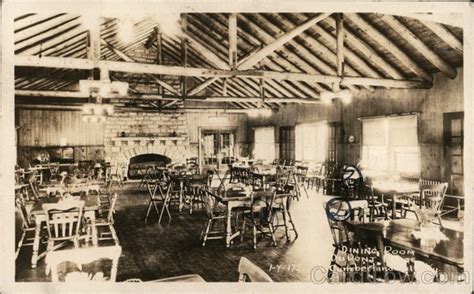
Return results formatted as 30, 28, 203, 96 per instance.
388, 115, 418, 147
362, 118, 386, 146
295, 122, 328, 163
361, 115, 419, 175
254, 127, 275, 162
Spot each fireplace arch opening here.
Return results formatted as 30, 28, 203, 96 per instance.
127, 153, 172, 179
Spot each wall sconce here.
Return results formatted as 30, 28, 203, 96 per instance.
320, 89, 352, 105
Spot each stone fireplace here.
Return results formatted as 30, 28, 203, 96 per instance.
103, 111, 193, 169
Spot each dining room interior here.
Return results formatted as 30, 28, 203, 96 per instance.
10, 9, 467, 284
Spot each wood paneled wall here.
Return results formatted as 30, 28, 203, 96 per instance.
248, 68, 464, 182
17, 109, 104, 147
185, 112, 248, 144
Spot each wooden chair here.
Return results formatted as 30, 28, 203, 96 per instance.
422, 182, 448, 227
270, 192, 298, 241
240, 190, 277, 249
360, 184, 388, 221
46, 245, 122, 282
238, 256, 273, 282
402, 182, 448, 226
89, 193, 119, 245
144, 176, 171, 224
43, 199, 85, 253
15, 197, 44, 259
108, 162, 127, 189
200, 191, 226, 246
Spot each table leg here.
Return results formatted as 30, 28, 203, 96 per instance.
87, 212, 98, 246
31, 220, 42, 268
392, 195, 396, 219
179, 181, 184, 212
226, 204, 232, 248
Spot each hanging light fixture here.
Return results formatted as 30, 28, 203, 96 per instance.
79, 80, 128, 123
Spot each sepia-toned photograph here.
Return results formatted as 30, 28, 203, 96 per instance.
1, 1, 472, 292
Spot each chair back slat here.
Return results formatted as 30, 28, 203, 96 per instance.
43, 200, 84, 241
15, 197, 31, 228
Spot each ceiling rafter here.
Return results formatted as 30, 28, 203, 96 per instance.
322, 16, 405, 80
269, 13, 376, 91
239, 14, 359, 91
345, 13, 432, 81
237, 13, 331, 70
379, 14, 456, 78
419, 20, 463, 55
203, 13, 325, 96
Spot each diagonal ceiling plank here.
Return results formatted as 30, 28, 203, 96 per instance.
185, 20, 305, 98
203, 13, 326, 95
186, 35, 230, 70
228, 13, 238, 69
346, 13, 432, 81
322, 16, 405, 80
239, 14, 357, 91
419, 20, 463, 55
259, 14, 376, 92
237, 13, 331, 70
187, 77, 219, 96
380, 15, 457, 78
101, 38, 180, 96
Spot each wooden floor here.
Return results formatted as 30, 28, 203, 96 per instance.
15, 183, 462, 282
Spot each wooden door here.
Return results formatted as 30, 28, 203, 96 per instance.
443, 112, 463, 195
279, 126, 295, 162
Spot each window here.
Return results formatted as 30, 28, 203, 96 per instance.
279, 127, 295, 161
295, 122, 328, 164
253, 127, 275, 162
361, 115, 419, 175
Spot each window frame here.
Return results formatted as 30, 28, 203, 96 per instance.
360, 114, 421, 176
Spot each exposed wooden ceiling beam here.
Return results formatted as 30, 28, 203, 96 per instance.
238, 14, 341, 91
187, 77, 219, 96
335, 13, 344, 91
380, 15, 457, 79
15, 103, 250, 113
420, 20, 463, 55
15, 89, 321, 104
237, 13, 331, 70
204, 13, 325, 95
15, 55, 432, 89
228, 13, 238, 69
393, 13, 463, 28
346, 13, 432, 81
101, 38, 180, 96
323, 16, 405, 80
186, 35, 230, 70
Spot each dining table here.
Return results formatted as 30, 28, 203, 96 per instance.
250, 168, 277, 190
28, 194, 100, 268
372, 180, 420, 219
207, 187, 291, 248
348, 218, 463, 278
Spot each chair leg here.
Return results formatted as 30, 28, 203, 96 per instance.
240, 218, 246, 242
252, 225, 257, 250
269, 223, 277, 246
202, 220, 211, 246
145, 201, 153, 223
109, 224, 120, 245
437, 215, 444, 228
287, 210, 298, 240
15, 231, 26, 260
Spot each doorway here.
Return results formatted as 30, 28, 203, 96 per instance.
443, 112, 464, 195
200, 129, 236, 170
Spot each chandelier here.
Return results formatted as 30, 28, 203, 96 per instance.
79, 79, 128, 123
